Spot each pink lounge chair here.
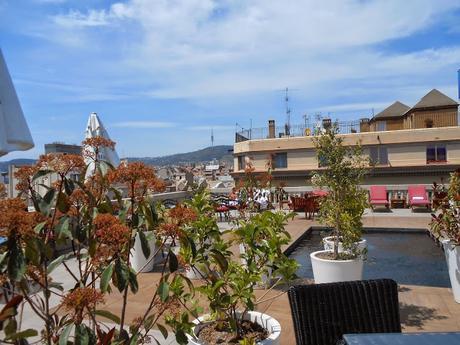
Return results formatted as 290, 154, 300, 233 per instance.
369, 186, 389, 210
408, 185, 430, 210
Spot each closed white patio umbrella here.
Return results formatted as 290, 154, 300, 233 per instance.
0, 48, 34, 156
84, 112, 120, 178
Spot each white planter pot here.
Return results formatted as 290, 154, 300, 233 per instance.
442, 240, 460, 303
322, 236, 367, 254
130, 232, 156, 273
310, 250, 363, 284
187, 311, 281, 345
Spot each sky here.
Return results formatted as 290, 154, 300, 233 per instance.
1, 0, 460, 159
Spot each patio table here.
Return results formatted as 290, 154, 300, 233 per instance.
343, 332, 460, 345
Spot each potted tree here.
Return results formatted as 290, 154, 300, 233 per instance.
0, 139, 197, 345
310, 125, 369, 283
177, 201, 298, 345
431, 169, 460, 303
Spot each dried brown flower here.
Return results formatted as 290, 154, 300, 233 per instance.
0, 198, 35, 238
108, 162, 165, 199
61, 287, 104, 324
93, 214, 131, 261
82, 137, 116, 162
38, 153, 85, 177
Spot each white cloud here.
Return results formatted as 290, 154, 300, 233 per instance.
31, 0, 460, 101
53, 9, 110, 27
111, 121, 176, 128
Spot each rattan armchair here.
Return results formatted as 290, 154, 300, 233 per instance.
288, 279, 401, 345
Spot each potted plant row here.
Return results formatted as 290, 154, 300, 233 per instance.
310, 125, 369, 284
174, 191, 299, 345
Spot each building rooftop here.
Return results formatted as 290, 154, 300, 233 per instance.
373, 101, 410, 120
411, 88, 458, 110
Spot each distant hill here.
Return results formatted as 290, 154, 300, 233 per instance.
127, 145, 233, 166
0, 145, 234, 172
0, 159, 36, 172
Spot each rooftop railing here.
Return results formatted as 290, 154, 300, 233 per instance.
235, 120, 362, 142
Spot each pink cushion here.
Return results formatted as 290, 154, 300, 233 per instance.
370, 186, 388, 201
408, 185, 428, 201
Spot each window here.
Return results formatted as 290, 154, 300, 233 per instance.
376, 121, 386, 131
237, 156, 245, 170
425, 118, 433, 128
427, 145, 447, 163
369, 146, 388, 165
273, 153, 287, 169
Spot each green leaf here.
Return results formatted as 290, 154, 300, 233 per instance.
59, 324, 73, 345
55, 217, 71, 240
7, 240, 26, 282
64, 178, 75, 196
32, 169, 52, 181
210, 250, 228, 273
47, 254, 66, 274
114, 259, 128, 292
168, 250, 178, 273
157, 324, 168, 339
100, 263, 113, 293
39, 188, 56, 215
175, 329, 188, 345
138, 231, 150, 259
157, 281, 169, 302
128, 268, 139, 293
34, 221, 47, 234
57, 192, 70, 213
5, 328, 37, 340
129, 334, 139, 345
94, 310, 121, 324
75, 324, 89, 345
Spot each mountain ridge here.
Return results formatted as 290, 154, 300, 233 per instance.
0, 145, 234, 171
126, 145, 233, 166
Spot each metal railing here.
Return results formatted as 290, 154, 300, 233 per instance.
235, 120, 361, 142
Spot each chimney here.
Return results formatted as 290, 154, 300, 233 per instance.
360, 118, 370, 132
268, 120, 276, 138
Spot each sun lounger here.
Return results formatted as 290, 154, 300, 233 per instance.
369, 186, 389, 210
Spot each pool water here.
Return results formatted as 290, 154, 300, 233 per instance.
289, 230, 450, 287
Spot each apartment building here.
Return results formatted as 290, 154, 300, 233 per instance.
232, 89, 460, 187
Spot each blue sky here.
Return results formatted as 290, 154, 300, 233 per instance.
1, 0, 460, 159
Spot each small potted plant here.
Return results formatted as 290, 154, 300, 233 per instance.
310, 125, 369, 283
431, 169, 460, 303
432, 179, 448, 209
178, 200, 298, 345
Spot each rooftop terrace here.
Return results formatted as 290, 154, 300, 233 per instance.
14, 208, 459, 345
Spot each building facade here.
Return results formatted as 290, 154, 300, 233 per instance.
232, 89, 460, 187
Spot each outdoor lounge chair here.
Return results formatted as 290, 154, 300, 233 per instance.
288, 279, 401, 345
408, 185, 431, 210
369, 185, 389, 210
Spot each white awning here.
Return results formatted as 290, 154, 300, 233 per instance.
0, 48, 34, 156
84, 112, 120, 178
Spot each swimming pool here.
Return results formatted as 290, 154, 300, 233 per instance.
289, 229, 450, 287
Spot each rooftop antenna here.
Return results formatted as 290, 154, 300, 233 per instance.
211, 128, 214, 147
302, 113, 310, 129
285, 87, 291, 135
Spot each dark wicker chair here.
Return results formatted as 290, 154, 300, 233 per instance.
288, 279, 401, 345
